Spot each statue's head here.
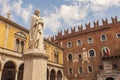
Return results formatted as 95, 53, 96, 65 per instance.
34, 9, 40, 16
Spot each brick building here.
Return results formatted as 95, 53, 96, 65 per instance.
52, 16, 120, 80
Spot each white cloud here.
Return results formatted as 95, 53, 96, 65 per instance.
43, 12, 62, 33
73, 0, 120, 11
60, 5, 87, 25
20, 4, 33, 23
0, 0, 33, 24
0, 0, 11, 15
43, 0, 120, 33
12, 0, 23, 15
43, 4, 88, 32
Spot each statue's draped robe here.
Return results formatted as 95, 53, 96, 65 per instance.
29, 15, 44, 50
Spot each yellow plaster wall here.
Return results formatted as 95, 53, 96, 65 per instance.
7, 26, 18, 50
45, 42, 63, 64
58, 50, 63, 64
0, 21, 6, 47
0, 20, 29, 51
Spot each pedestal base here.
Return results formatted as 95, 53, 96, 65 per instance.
23, 49, 49, 80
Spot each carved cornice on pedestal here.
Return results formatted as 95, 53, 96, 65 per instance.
22, 52, 49, 60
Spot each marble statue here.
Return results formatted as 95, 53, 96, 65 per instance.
29, 9, 44, 50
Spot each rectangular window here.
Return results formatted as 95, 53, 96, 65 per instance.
112, 64, 117, 70
99, 65, 103, 70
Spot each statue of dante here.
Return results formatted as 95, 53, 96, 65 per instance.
29, 9, 44, 50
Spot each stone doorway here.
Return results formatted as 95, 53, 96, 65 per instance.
106, 77, 114, 80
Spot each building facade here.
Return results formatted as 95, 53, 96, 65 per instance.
52, 17, 120, 80
0, 15, 64, 80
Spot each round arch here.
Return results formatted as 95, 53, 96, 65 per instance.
17, 63, 24, 80
88, 49, 96, 57
106, 77, 114, 80
50, 69, 56, 80
67, 53, 73, 61
57, 70, 62, 80
1, 61, 16, 80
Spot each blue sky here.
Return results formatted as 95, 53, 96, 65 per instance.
0, 0, 120, 37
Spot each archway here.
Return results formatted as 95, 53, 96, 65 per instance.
17, 64, 24, 80
1, 61, 16, 80
50, 69, 56, 80
106, 77, 114, 80
57, 70, 62, 80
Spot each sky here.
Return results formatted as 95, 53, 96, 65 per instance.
0, 0, 120, 37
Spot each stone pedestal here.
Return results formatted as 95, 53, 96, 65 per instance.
23, 49, 49, 80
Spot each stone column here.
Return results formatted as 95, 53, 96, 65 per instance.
48, 74, 50, 80
15, 70, 18, 80
55, 74, 57, 80
23, 50, 49, 80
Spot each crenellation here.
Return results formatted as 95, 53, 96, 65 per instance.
102, 18, 108, 25
54, 16, 120, 40
64, 29, 69, 35
55, 35, 57, 40
111, 16, 118, 23
78, 25, 83, 31
51, 36, 55, 41
93, 20, 99, 27
71, 26, 76, 33
57, 31, 62, 38
86, 22, 91, 30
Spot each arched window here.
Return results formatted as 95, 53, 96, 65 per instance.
101, 34, 107, 41
18, 64, 24, 80
68, 67, 73, 75
16, 39, 20, 52
79, 67, 83, 73
57, 70, 62, 80
50, 69, 56, 80
14, 32, 27, 53
87, 37, 93, 44
2, 61, 16, 80
68, 53, 73, 61
88, 65, 93, 72
101, 47, 110, 56
89, 49, 96, 57
77, 40, 82, 46
67, 41, 72, 48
